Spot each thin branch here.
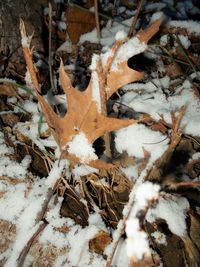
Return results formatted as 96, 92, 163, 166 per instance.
94, 0, 101, 42
70, 1, 129, 28
48, 3, 55, 91
17, 221, 47, 267
128, 0, 145, 38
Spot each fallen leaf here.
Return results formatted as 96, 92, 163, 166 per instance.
21, 17, 163, 169
66, 6, 96, 44
89, 230, 112, 255
165, 62, 183, 78
0, 82, 17, 96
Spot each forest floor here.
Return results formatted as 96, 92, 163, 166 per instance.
0, 0, 200, 266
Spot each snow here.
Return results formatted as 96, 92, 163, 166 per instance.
21, 36, 31, 48
110, 37, 147, 71
58, 21, 66, 31
89, 54, 100, 71
72, 164, 98, 180
67, 132, 98, 164
126, 218, 150, 260
160, 34, 169, 46
147, 195, 190, 236
3, 179, 50, 266
57, 40, 72, 53
176, 34, 191, 49
91, 71, 101, 112
115, 31, 127, 41
121, 165, 138, 181
151, 12, 164, 23
1, 2, 200, 266
168, 20, 200, 35
0, 137, 31, 179
41, 209, 108, 266
24, 69, 33, 89
79, 29, 99, 44
151, 231, 167, 245
45, 159, 68, 187
191, 152, 200, 160
134, 182, 160, 210
115, 124, 169, 161
121, 76, 200, 136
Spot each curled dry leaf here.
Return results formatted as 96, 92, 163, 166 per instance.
21, 17, 163, 169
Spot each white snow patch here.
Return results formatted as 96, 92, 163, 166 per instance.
111, 37, 147, 70
151, 231, 167, 245
67, 132, 97, 164
151, 12, 164, 23
24, 69, 33, 89
72, 164, 98, 180
58, 21, 66, 31
45, 160, 68, 187
147, 195, 189, 236
21, 36, 31, 48
115, 30, 127, 40
115, 124, 169, 160
91, 71, 101, 112
79, 28, 99, 44
121, 165, 138, 181
90, 54, 100, 71
160, 34, 169, 46
126, 218, 150, 260
168, 20, 200, 35
57, 40, 72, 53
134, 182, 160, 210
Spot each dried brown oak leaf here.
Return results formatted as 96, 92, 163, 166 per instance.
21, 18, 163, 169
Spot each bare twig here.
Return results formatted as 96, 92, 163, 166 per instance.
97, 38, 126, 161
17, 221, 47, 267
128, 0, 145, 38
70, 1, 129, 28
94, 0, 101, 42
48, 3, 55, 91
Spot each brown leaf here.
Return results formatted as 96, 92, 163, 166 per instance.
21, 18, 163, 169
66, 6, 96, 44
106, 17, 164, 99
0, 83, 17, 96
38, 61, 136, 168
0, 113, 19, 127
89, 230, 112, 255
165, 62, 183, 78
